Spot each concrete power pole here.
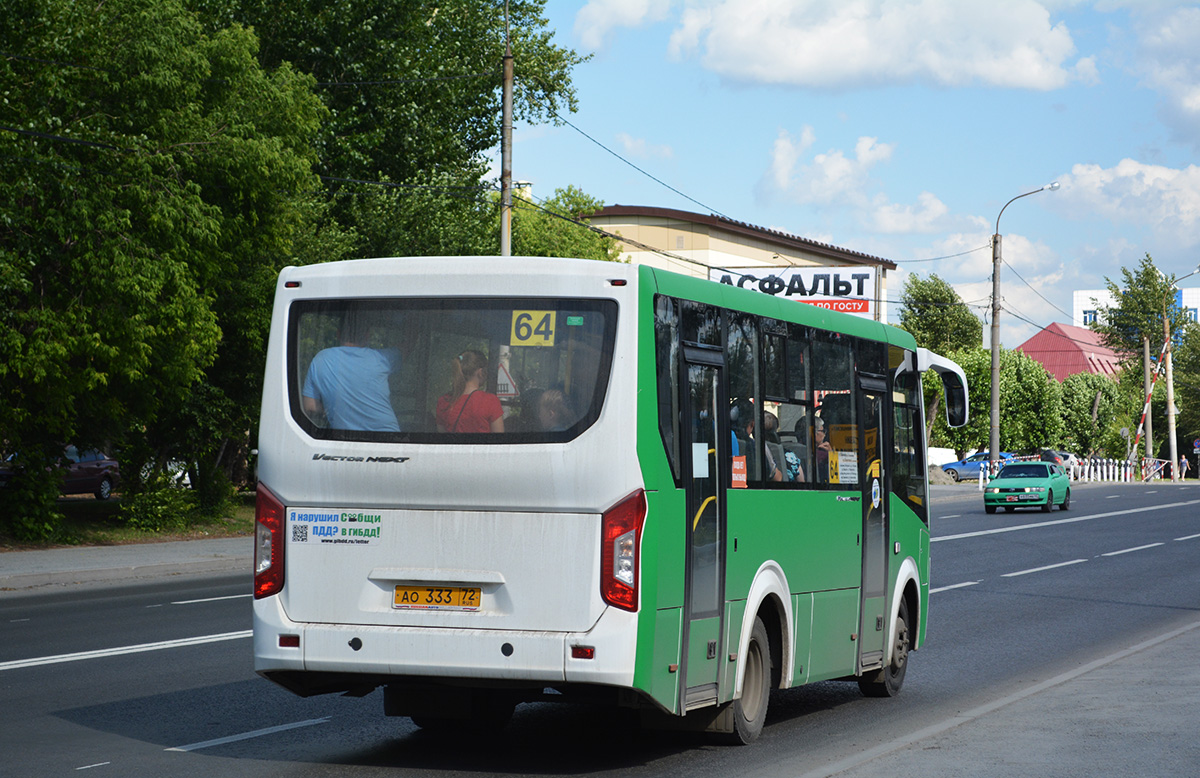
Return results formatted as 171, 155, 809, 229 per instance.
499, 4, 513, 257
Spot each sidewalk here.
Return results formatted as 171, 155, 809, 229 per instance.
0, 536, 249, 593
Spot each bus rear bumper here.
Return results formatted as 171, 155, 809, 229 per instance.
253, 594, 637, 694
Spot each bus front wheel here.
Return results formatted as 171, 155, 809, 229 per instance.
725, 617, 771, 744
859, 597, 910, 698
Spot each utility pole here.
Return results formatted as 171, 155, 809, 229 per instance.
1142, 337, 1154, 465
1164, 299, 1179, 482
499, 1, 513, 257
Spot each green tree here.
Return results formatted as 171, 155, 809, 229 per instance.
932, 347, 1064, 459
512, 186, 621, 261
0, 0, 326, 537
1092, 254, 1191, 360
1060, 372, 1131, 458
189, 0, 587, 253
898, 273, 983, 353
1092, 253, 1198, 462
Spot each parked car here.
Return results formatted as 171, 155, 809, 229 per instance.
62, 446, 121, 499
942, 452, 1016, 482
1039, 449, 1065, 467
984, 461, 1071, 514
0, 446, 120, 500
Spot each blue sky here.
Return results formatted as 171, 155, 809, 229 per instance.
507, 1, 1200, 348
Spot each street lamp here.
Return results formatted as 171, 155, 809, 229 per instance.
1163, 262, 1200, 482
990, 182, 1060, 472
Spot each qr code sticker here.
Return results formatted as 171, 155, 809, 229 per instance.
291, 523, 308, 543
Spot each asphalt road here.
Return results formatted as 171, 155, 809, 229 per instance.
1, 481, 1197, 777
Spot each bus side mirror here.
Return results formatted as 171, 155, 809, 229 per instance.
916, 348, 970, 429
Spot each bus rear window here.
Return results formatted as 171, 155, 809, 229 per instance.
288, 298, 617, 443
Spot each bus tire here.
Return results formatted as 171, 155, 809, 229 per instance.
726, 617, 771, 745
859, 597, 910, 698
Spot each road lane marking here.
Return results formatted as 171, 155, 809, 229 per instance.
170, 594, 252, 605
75, 763, 111, 771
932, 499, 1200, 542
1002, 559, 1087, 577
1176, 533, 1200, 541
1106, 495, 1121, 499
792, 620, 1200, 778
930, 581, 981, 593
0, 630, 252, 672
166, 717, 331, 752
1102, 543, 1164, 557
942, 514, 962, 519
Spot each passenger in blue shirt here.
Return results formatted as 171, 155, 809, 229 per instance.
302, 312, 401, 432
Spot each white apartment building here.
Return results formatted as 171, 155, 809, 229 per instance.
1074, 288, 1200, 328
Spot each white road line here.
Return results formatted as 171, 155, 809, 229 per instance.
165, 717, 331, 752
1176, 533, 1200, 541
930, 581, 981, 593
942, 514, 962, 519
171, 594, 252, 605
1105, 494, 1121, 499
75, 762, 111, 771
932, 499, 1200, 542
1102, 543, 1164, 557
1002, 559, 1087, 577
0, 630, 252, 672
792, 620, 1200, 778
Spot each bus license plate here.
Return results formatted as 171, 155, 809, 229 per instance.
393, 585, 481, 611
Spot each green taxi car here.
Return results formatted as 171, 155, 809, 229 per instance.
984, 461, 1071, 514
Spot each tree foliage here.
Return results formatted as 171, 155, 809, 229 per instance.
1092, 253, 1191, 362
931, 347, 1064, 459
0, 0, 325, 538
898, 273, 982, 353
512, 186, 621, 261
187, 0, 587, 254
1061, 371, 1131, 459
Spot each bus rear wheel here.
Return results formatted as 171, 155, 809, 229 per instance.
724, 617, 771, 745
859, 597, 910, 698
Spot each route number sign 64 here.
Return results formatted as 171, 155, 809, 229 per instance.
511, 310, 556, 347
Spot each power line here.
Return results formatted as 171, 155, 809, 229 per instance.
892, 244, 990, 264
1001, 257, 1074, 320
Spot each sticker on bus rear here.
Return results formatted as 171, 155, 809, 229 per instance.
288, 509, 382, 546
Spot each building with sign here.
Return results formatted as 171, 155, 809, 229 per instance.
587, 205, 896, 322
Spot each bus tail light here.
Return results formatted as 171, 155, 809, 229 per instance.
254, 484, 285, 599
600, 490, 646, 612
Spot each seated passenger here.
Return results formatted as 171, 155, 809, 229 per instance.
537, 389, 576, 432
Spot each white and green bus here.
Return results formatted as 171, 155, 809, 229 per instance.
253, 256, 967, 743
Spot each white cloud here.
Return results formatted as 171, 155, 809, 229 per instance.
575, 0, 672, 51
762, 128, 893, 206
1058, 158, 1200, 245
667, 0, 1086, 90
871, 192, 952, 234
1124, 5, 1200, 147
615, 132, 674, 159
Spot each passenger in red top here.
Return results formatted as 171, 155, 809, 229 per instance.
436, 349, 504, 433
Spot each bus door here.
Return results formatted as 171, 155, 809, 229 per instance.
858, 379, 889, 672
680, 346, 726, 710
